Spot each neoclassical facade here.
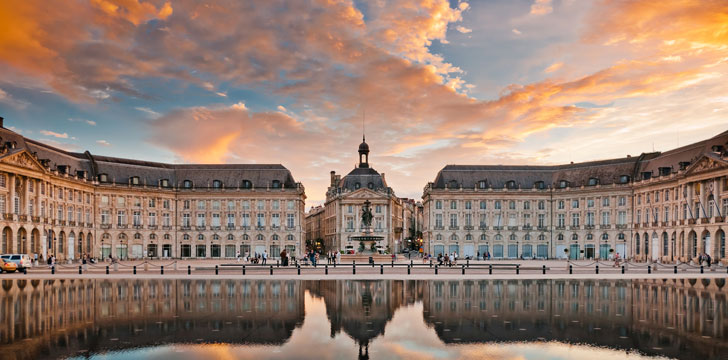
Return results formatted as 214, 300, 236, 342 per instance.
0, 119, 306, 260
306, 137, 406, 253
424, 131, 728, 263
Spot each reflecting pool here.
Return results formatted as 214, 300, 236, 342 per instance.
0, 278, 726, 359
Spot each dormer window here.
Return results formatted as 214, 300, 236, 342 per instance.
355, 182, 361, 189
641, 171, 652, 180
183, 180, 193, 189
449, 180, 458, 188
98, 173, 108, 183
559, 180, 569, 189
241, 180, 252, 189
587, 178, 599, 186
272, 180, 281, 188
368, 182, 374, 189
131, 176, 140, 185
160, 179, 170, 188
658, 167, 671, 176
678, 161, 691, 170
506, 180, 517, 189
478, 180, 487, 189
619, 175, 630, 184
535, 181, 545, 190
212, 180, 222, 189
57, 165, 69, 174
76, 170, 86, 179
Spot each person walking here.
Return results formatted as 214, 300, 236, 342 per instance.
262, 250, 268, 265
236, 251, 241, 263
280, 249, 288, 266
336, 251, 341, 265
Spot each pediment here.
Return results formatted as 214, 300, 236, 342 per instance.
0, 150, 47, 173
343, 188, 385, 199
683, 153, 728, 176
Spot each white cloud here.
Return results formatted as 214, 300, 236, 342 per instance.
96, 140, 111, 147
0, 88, 29, 109
530, 0, 553, 15
455, 26, 472, 34
215, 92, 227, 97
68, 118, 96, 126
231, 102, 247, 110
277, 105, 287, 112
39, 130, 69, 138
134, 106, 161, 118
512, 28, 522, 35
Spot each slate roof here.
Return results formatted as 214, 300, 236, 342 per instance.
338, 166, 387, 191
0, 126, 298, 189
635, 129, 728, 177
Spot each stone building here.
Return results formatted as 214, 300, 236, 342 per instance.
423, 130, 728, 263
312, 136, 405, 254
0, 119, 306, 260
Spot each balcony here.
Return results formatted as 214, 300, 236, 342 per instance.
32, 216, 40, 223
241, 226, 251, 230
479, 225, 488, 230
670, 221, 677, 227
60, 220, 67, 226
69, 221, 77, 227
196, 226, 206, 231
19, 215, 27, 222
86, 223, 94, 228
537, 226, 548, 231
148, 225, 158, 230
211, 226, 221, 230
117, 224, 127, 229
700, 218, 709, 224
508, 226, 518, 231
715, 216, 726, 223
162, 225, 172, 230
634, 223, 640, 229
256, 226, 265, 231
133, 224, 143, 229
181, 226, 191, 231
226, 225, 236, 230
585, 225, 595, 230
616, 224, 628, 229
434, 226, 444, 230
569, 225, 580, 230
688, 219, 696, 225
100, 224, 111, 229
599, 225, 611, 229
271, 225, 280, 230
3, 213, 13, 220
286, 226, 296, 231
651, 222, 658, 227
660, 221, 668, 227
555, 226, 565, 230
448, 226, 459, 230
346, 228, 355, 232
464, 225, 474, 230
375, 228, 384, 232
493, 226, 504, 231
522, 225, 532, 230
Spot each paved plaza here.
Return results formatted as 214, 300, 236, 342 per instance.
3, 258, 725, 280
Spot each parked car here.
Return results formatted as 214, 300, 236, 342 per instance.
0, 254, 32, 270
0, 258, 18, 273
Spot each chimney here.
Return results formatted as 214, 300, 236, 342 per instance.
330, 171, 336, 186
0, 116, 4, 128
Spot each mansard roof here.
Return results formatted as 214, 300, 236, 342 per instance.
0, 126, 298, 189
338, 166, 387, 192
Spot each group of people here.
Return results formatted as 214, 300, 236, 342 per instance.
326, 250, 341, 265
698, 252, 712, 265
435, 252, 459, 266
235, 251, 268, 264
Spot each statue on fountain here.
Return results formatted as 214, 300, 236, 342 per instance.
361, 200, 373, 232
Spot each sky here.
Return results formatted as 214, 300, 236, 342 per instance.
1, 0, 727, 207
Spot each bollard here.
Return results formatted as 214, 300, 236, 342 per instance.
391, 261, 394, 268
215, 265, 219, 275
243, 265, 246, 275
51, 266, 55, 275
297, 265, 301, 275
430, 260, 433, 268
467, 259, 470, 268
569, 265, 573, 274
462, 264, 465, 275
648, 265, 651, 274
700, 265, 704, 274
188, 265, 191, 275
380, 264, 384, 275
133, 266, 137, 275
621, 265, 625, 274
270, 265, 273, 275
106, 266, 109, 275
489, 264, 492, 275
435, 265, 438, 275
325, 265, 328, 275
277, 260, 280, 268
516, 265, 520, 275
353, 263, 356, 275
674, 265, 677, 274
23, 267, 27, 275
542, 265, 546, 275
596, 265, 599, 274
161, 265, 164, 275
408, 265, 411, 275
79, 266, 83, 275
411, 260, 413, 267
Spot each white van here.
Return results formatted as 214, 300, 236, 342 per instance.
1, 254, 33, 270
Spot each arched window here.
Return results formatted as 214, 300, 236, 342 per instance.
559, 180, 569, 189
272, 180, 281, 188
506, 180, 517, 189
257, 234, 264, 241
134, 233, 142, 240
227, 234, 234, 241
538, 235, 545, 241
150, 234, 156, 240
241, 180, 252, 189
242, 234, 249, 241
588, 177, 599, 186
535, 181, 545, 190
509, 234, 516, 241
164, 234, 170, 240
367, 182, 374, 189
478, 180, 487, 189
480, 234, 487, 241
183, 180, 193, 189
602, 233, 609, 240
495, 234, 503, 241
436, 234, 442, 241
572, 234, 578, 241
586, 233, 593, 240
98, 173, 109, 183
212, 180, 223, 189
450, 234, 458, 241
287, 234, 294, 241
131, 176, 140, 185
524, 234, 531, 241
557, 234, 564, 241
198, 234, 204, 241
183, 234, 190, 241
272, 234, 279, 241
355, 182, 361, 189
212, 234, 220, 241
450, 180, 458, 188
466, 234, 472, 241
618, 233, 625, 241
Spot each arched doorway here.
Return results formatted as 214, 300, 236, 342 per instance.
17, 227, 27, 254
643, 232, 650, 260
86, 233, 93, 256
688, 231, 697, 259
58, 231, 65, 259
2, 227, 11, 253
701, 230, 711, 257
670, 232, 676, 261
651, 232, 659, 261
68, 232, 76, 260
31, 228, 41, 256
716, 229, 725, 261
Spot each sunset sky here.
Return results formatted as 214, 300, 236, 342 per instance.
1, 0, 727, 206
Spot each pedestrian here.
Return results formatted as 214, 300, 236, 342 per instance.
236, 251, 241, 263
613, 252, 621, 267
336, 251, 341, 265
280, 249, 288, 266
262, 251, 268, 265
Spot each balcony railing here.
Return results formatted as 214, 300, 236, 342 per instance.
100, 224, 111, 229
508, 226, 518, 231
700, 218, 709, 224
196, 226, 206, 231
555, 226, 565, 230
133, 224, 143, 229
448, 226, 459, 230
479, 225, 488, 230
464, 225, 474, 230
569, 225, 580, 230
493, 226, 504, 231
32, 216, 40, 223
256, 226, 265, 231
434, 226, 444, 230
211, 226, 221, 230
286, 226, 296, 231
3, 213, 13, 220
616, 224, 628, 229
181, 226, 191, 230
599, 225, 611, 229
19, 215, 28, 222
688, 219, 696, 225
522, 225, 532, 230
585, 225, 595, 230
117, 224, 127, 229
162, 225, 173, 230
148, 225, 158, 230
537, 226, 548, 231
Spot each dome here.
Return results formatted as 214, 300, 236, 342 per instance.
358, 141, 369, 152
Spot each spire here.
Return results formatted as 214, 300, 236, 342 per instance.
358, 109, 370, 168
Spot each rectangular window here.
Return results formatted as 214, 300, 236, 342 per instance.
133, 197, 141, 207
636, 210, 641, 223
242, 200, 250, 210
435, 214, 443, 228
465, 201, 471, 210
586, 212, 594, 226
465, 213, 472, 226
571, 213, 580, 227
242, 213, 250, 227
197, 200, 206, 210
117, 196, 125, 207
618, 211, 626, 225
133, 211, 141, 226
257, 213, 265, 227
287, 213, 295, 228
257, 200, 265, 210
450, 214, 458, 227
480, 214, 487, 227
523, 201, 530, 210
149, 212, 157, 226
523, 213, 531, 227
538, 201, 545, 210
376, 205, 382, 213
149, 198, 156, 208
450, 201, 457, 210
163, 199, 171, 209
572, 200, 579, 209
602, 197, 609, 207
227, 213, 235, 227
163, 213, 171, 226
508, 213, 516, 227
557, 214, 565, 227
538, 214, 545, 228
271, 213, 280, 227
480, 201, 486, 210
435, 200, 442, 210
212, 200, 220, 210
212, 213, 221, 227
601, 211, 610, 225
197, 213, 206, 227
228, 201, 235, 211
101, 210, 110, 224
287, 200, 295, 210
183, 200, 190, 210
101, 195, 109, 205
587, 199, 594, 208
495, 201, 501, 210
117, 210, 126, 226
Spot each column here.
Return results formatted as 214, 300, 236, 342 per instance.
23, 176, 29, 216
35, 180, 41, 219
8, 174, 15, 215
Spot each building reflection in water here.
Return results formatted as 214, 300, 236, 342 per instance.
0, 278, 725, 360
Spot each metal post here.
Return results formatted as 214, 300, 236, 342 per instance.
106, 266, 109, 275
407, 265, 411, 275
489, 264, 492, 275
380, 264, 383, 275
674, 265, 677, 274
353, 263, 356, 275
215, 265, 219, 275
325, 265, 328, 275
297, 265, 301, 275
542, 265, 546, 274
270, 265, 273, 275
391, 261, 394, 268
648, 265, 651, 274
430, 260, 433, 268
700, 265, 704, 274
516, 265, 520, 275
569, 265, 573, 274
161, 265, 164, 275
467, 259, 470, 268
621, 265, 625, 274
595, 265, 599, 274
435, 265, 438, 275
52, 266, 55, 275
243, 265, 246, 275
133, 266, 137, 275
79, 266, 82, 275
277, 260, 280, 268
188, 265, 191, 275
462, 264, 465, 275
